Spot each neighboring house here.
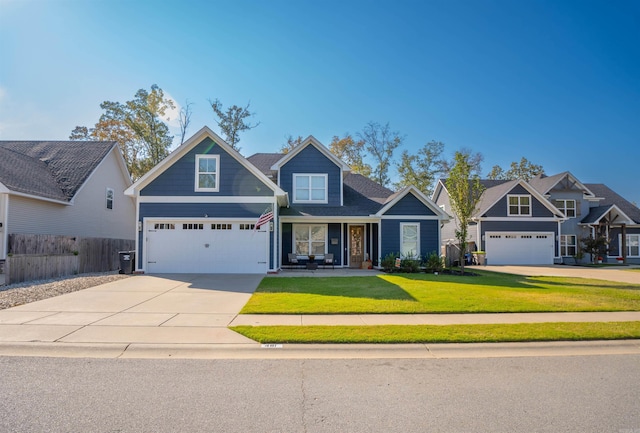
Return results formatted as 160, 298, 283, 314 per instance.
433, 172, 640, 265
124, 127, 449, 274
0, 140, 135, 261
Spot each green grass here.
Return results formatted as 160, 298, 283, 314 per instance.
240, 270, 640, 314
231, 321, 640, 344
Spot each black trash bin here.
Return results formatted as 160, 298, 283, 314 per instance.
119, 251, 135, 274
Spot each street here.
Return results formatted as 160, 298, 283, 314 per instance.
1, 354, 639, 432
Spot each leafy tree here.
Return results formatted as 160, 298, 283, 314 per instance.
209, 98, 259, 152
441, 148, 483, 177
580, 235, 609, 264
280, 135, 304, 154
70, 84, 174, 180
445, 151, 485, 275
395, 140, 445, 196
358, 121, 403, 187
487, 157, 544, 181
329, 134, 371, 177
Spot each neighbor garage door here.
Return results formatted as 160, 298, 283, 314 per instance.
145, 220, 268, 273
485, 232, 554, 265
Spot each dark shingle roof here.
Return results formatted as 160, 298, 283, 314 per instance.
246, 153, 282, 179
0, 141, 115, 202
584, 183, 640, 224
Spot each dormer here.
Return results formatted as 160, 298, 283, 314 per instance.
270, 136, 351, 206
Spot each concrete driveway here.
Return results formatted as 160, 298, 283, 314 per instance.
0, 274, 263, 348
482, 265, 640, 284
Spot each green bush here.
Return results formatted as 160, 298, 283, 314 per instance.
400, 253, 422, 273
381, 252, 400, 272
424, 252, 444, 273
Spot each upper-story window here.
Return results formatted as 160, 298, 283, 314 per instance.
293, 174, 327, 203
106, 188, 114, 210
507, 194, 531, 216
554, 199, 576, 218
195, 155, 220, 192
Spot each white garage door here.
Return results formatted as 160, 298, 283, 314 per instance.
485, 232, 554, 265
145, 220, 268, 274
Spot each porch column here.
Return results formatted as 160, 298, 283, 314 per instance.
621, 224, 627, 264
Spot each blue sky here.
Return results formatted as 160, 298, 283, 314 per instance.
1, 0, 639, 204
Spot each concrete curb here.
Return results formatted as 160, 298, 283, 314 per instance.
1, 340, 639, 360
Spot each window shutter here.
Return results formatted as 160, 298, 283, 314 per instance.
576, 200, 581, 216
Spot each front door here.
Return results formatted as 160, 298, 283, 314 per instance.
349, 225, 364, 268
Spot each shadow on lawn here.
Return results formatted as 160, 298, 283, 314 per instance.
256, 276, 417, 301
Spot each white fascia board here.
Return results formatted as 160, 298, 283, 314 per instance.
5, 190, 71, 206
0, 182, 9, 194
476, 216, 563, 222
379, 215, 444, 220
270, 135, 351, 172
376, 186, 449, 220
280, 216, 379, 223
138, 196, 279, 204
124, 126, 287, 202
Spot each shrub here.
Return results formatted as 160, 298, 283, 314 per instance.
424, 252, 444, 273
381, 252, 400, 272
400, 253, 422, 273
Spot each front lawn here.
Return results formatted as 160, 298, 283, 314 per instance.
240, 270, 640, 314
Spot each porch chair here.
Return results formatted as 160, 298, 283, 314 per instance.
323, 253, 335, 269
288, 253, 301, 268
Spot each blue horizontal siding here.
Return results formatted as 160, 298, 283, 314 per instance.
384, 192, 436, 216
484, 184, 554, 218
380, 219, 439, 260
141, 137, 273, 197
280, 145, 341, 206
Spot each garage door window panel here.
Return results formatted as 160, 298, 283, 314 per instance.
195, 155, 219, 192
508, 195, 531, 216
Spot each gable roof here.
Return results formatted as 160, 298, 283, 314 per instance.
582, 183, 640, 225
125, 126, 288, 205
529, 171, 596, 198
376, 185, 450, 220
246, 153, 281, 180
270, 136, 351, 172
0, 140, 117, 203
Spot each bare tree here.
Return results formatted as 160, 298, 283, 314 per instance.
358, 121, 403, 187
178, 100, 193, 145
209, 98, 260, 152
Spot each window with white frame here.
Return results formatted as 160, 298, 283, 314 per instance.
400, 223, 420, 258
195, 155, 220, 192
508, 194, 531, 216
106, 188, 114, 210
560, 235, 577, 256
623, 234, 640, 257
555, 199, 576, 218
293, 174, 327, 203
293, 224, 327, 256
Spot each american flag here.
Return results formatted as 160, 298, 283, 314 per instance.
255, 207, 273, 229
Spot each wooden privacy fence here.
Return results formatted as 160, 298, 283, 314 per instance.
5, 234, 134, 284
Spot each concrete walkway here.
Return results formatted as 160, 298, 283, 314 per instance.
483, 264, 640, 284
0, 267, 639, 359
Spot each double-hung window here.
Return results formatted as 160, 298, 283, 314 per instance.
624, 234, 640, 257
508, 195, 531, 216
293, 174, 327, 203
555, 199, 576, 218
195, 155, 219, 192
293, 224, 327, 256
560, 235, 577, 256
106, 188, 114, 210
400, 223, 420, 258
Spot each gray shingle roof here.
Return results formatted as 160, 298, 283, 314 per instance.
246, 153, 281, 179
0, 141, 115, 202
583, 183, 640, 224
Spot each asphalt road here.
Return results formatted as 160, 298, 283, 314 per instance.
1, 355, 639, 433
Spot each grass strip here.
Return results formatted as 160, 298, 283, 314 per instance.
231, 321, 640, 344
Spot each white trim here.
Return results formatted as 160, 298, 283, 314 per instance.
400, 222, 420, 259
475, 217, 561, 222
292, 173, 328, 204
554, 198, 576, 218
106, 187, 114, 210
0, 193, 7, 259
281, 216, 378, 223
619, 233, 640, 258
1, 190, 71, 206
379, 215, 443, 220
376, 186, 450, 220
195, 154, 220, 192
479, 179, 565, 219
138, 196, 277, 204
270, 136, 351, 172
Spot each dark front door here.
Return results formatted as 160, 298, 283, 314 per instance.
349, 225, 364, 268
